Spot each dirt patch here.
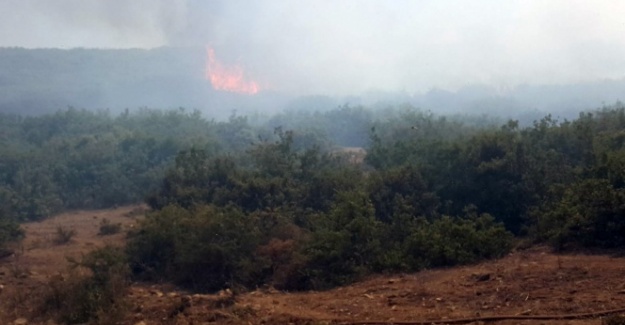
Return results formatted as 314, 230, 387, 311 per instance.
13, 205, 143, 276
123, 249, 625, 325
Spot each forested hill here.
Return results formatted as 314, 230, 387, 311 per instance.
3, 47, 625, 122
0, 47, 252, 116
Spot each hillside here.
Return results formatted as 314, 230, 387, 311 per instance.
2, 206, 625, 325
0, 47, 292, 119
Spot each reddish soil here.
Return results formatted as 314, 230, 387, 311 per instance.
2, 206, 625, 325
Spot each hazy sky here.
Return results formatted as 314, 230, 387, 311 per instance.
1, 0, 625, 95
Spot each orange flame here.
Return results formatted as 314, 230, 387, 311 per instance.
205, 47, 260, 95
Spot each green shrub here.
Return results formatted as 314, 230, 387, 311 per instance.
403, 211, 514, 269
289, 190, 383, 290
0, 218, 24, 252
127, 204, 269, 292
43, 246, 129, 324
532, 179, 625, 249
53, 225, 76, 245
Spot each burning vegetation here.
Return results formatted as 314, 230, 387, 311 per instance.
205, 47, 260, 95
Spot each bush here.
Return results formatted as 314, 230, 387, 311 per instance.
0, 218, 24, 254
42, 246, 129, 324
53, 225, 76, 245
403, 211, 514, 269
127, 205, 269, 292
98, 218, 122, 236
284, 190, 383, 290
531, 179, 625, 249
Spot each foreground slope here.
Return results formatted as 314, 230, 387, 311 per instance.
2, 207, 625, 324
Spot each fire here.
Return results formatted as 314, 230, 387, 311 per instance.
205, 47, 260, 95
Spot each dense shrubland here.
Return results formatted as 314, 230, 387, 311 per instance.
0, 108, 250, 221
129, 129, 511, 291
4, 103, 625, 293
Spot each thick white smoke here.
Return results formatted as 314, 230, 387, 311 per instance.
1, 0, 625, 96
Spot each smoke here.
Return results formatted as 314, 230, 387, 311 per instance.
0, 0, 187, 48
1, 0, 625, 96
166, 0, 625, 95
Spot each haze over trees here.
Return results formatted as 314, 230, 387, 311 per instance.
2, 47, 625, 123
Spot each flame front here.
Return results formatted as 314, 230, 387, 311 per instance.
205, 47, 259, 95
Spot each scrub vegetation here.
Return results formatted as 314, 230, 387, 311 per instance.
3, 103, 625, 295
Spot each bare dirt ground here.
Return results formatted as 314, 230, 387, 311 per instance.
3, 206, 625, 325
0, 205, 144, 324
